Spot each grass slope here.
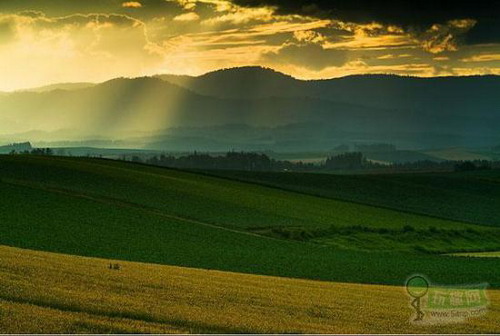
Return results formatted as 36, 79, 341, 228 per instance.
0, 155, 487, 232
0, 155, 499, 287
1, 246, 499, 334
205, 169, 500, 227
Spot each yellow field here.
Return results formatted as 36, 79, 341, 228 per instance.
0, 245, 498, 334
449, 251, 500, 258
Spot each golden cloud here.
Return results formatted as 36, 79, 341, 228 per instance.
377, 54, 412, 60
268, 60, 436, 80
461, 54, 500, 62
0, 12, 163, 91
452, 67, 500, 76
202, 6, 275, 25
433, 56, 450, 61
293, 30, 324, 44
173, 12, 200, 21
122, 2, 142, 8
0, 0, 497, 90
420, 19, 476, 54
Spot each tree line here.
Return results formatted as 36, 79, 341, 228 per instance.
8, 148, 500, 173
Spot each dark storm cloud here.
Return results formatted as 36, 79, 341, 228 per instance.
232, 0, 500, 44
464, 18, 500, 44
263, 43, 348, 70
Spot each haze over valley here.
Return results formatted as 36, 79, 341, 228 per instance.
1, 67, 499, 152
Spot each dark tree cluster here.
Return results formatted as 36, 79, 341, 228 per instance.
124, 151, 500, 173
325, 152, 365, 170
454, 160, 492, 172
141, 151, 315, 172
133, 151, 385, 172
10, 148, 54, 156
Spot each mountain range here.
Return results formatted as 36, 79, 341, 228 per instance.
0, 67, 499, 151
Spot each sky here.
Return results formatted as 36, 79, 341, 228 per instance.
0, 0, 499, 91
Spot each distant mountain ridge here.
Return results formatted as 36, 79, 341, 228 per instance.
17, 82, 96, 93
0, 67, 499, 151
158, 66, 500, 117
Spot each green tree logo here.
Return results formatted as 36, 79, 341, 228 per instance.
406, 274, 489, 324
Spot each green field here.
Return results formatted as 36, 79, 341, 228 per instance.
2, 155, 480, 232
205, 169, 500, 227
0, 155, 499, 287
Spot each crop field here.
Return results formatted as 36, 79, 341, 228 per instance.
449, 251, 500, 258
0, 155, 499, 287
1, 171, 499, 286
0, 155, 499, 286
206, 169, 500, 227
0, 246, 499, 334
0, 155, 483, 232
1, 154, 500, 333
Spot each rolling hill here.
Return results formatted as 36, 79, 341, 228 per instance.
17, 82, 96, 93
1, 68, 499, 150
205, 169, 500, 227
1, 245, 498, 334
0, 77, 401, 145
0, 155, 499, 287
159, 67, 500, 116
